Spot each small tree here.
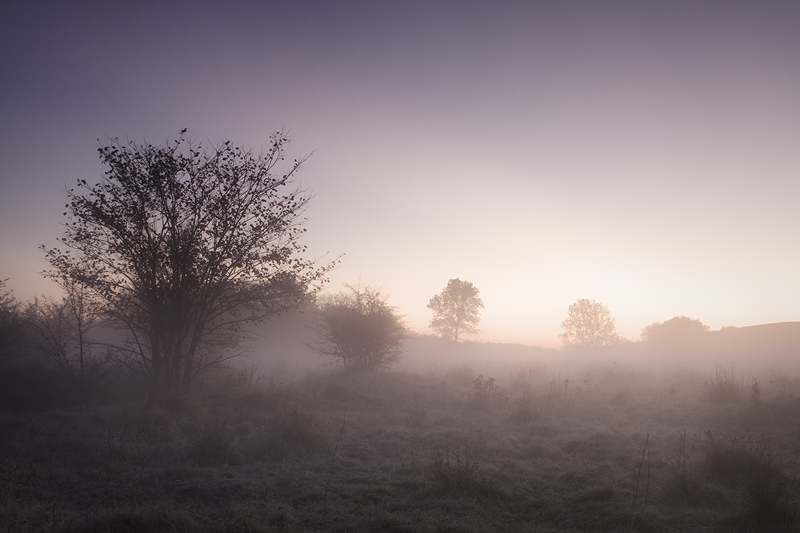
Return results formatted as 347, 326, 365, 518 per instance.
311, 285, 405, 371
560, 299, 620, 348
641, 316, 709, 344
43, 130, 334, 396
427, 279, 484, 342
26, 277, 109, 388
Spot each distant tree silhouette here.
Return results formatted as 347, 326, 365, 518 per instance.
427, 279, 484, 342
560, 299, 620, 347
42, 130, 335, 396
311, 285, 405, 371
641, 316, 709, 344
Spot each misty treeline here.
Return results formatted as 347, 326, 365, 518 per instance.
0, 131, 773, 406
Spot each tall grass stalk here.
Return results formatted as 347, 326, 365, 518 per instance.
629, 433, 650, 530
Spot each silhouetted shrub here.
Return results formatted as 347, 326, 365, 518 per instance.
0, 279, 25, 361
134, 402, 180, 439
510, 392, 545, 423
769, 370, 800, 398
432, 441, 500, 498
246, 403, 327, 462
744, 455, 794, 525
705, 431, 759, 482
750, 377, 762, 405
704, 430, 795, 524
311, 285, 406, 371
471, 374, 507, 408
189, 422, 239, 466
0, 364, 80, 411
663, 430, 706, 504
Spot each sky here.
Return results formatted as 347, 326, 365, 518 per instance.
1, 1, 798, 348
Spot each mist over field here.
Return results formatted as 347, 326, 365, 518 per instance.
250, 309, 800, 378
5, 300, 800, 531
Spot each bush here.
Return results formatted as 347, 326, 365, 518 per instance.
0, 365, 80, 411
750, 377, 762, 405
246, 403, 327, 462
471, 374, 507, 407
432, 441, 499, 498
189, 422, 239, 467
663, 430, 705, 504
510, 392, 544, 423
311, 285, 406, 371
0, 279, 24, 361
704, 430, 795, 524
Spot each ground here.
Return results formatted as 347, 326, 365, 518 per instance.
2, 351, 800, 532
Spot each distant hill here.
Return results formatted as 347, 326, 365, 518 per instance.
626, 321, 800, 372
708, 322, 800, 360
400, 334, 558, 373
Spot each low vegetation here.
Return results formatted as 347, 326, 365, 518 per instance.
2, 347, 800, 532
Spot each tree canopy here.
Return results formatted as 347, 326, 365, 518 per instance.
560, 299, 621, 348
311, 285, 406, 371
43, 130, 334, 395
427, 279, 484, 342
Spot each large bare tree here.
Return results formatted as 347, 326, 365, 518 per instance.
43, 130, 334, 395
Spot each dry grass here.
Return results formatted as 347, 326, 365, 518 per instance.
704, 365, 745, 404
1, 356, 800, 532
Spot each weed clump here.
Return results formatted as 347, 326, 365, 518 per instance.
510, 392, 545, 423
189, 421, 239, 467
663, 430, 706, 504
750, 377, 762, 406
704, 430, 796, 525
246, 403, 327, 462
703, 366, 744, 404
432, 441, 499, 498
471, 374, 507, 408
134, 402, 180, 439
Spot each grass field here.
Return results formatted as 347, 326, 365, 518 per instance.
2, 345, 800, 532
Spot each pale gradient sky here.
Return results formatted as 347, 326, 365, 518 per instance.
1, 1, 798, 348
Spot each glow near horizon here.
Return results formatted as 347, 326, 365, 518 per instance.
0, 2, 798, 348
